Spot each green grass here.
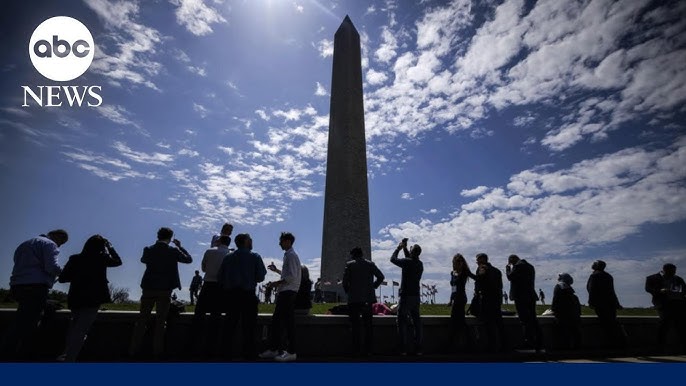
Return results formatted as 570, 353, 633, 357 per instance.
0, 302, 659, 316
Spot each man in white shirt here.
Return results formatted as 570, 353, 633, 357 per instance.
259, 232, 301, 362
188, 235, 230, 358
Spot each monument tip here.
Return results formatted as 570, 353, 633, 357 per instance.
337, 15, 358, 34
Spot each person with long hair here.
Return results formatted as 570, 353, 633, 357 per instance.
57, 234, 122, 361
449, 253, 476, 352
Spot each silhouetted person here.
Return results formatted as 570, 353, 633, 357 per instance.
448, 253, 476, 353
343, 247, 384, 356
188, 235, 230, 358
1, 229, 68, 360
314, 278, 323, 303
295, 266, 313, 315
503, 291, 509, 305
211, 222, 233, 248
129, 227, 192, 359
57, 235, 122, 362
472, 253, 508, 352
218, 233, 267, 360
539, 289, 545, 305
264, 283, 273, 304
390, 238, 424, 355
506, 254, 543, 351
189, 270, 202, 305
259, 232, 301, 362
645, 263, 686, 353
586, 260, 625, 349
551, 273, 581, 350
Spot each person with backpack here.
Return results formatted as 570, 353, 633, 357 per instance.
551, 273, 582, 350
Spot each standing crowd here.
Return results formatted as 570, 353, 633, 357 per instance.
1, 226, 685, 361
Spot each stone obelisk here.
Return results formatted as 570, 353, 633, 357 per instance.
320, 16, 371, 301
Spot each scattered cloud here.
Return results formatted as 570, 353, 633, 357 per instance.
85, 0, 163, 90
112, 141, 174, 166
62, 147, 156, 181
316, 39, 334, 58
315, 82, 327, 96
96, 104, 141, 129
171, 0, 227, 36
193, 103, 209, 118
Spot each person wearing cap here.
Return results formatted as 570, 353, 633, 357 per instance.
645, 263, 686, 353
552, 273, 582, 349
586, 260, 626, 348
343, 247, 385, 356
1, 229, 68, 360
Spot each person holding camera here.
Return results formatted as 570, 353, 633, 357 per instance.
57, 235, 123, 362
390, 238, 424, 355
128, 227, 192, 359
645, 263, 686, 353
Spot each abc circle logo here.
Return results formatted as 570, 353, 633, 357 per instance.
29, 16, 95, 82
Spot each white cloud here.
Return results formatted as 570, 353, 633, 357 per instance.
293, 2, 304, 13
85, 0, 163, 90
255, 109, 270, 121
178, 148, 199, 157
316, 39, 334, 58
188, 65, 207, 77
373, 138, 686, 306
193, 103, 209, 118
461, 186, 488, 197
366, 69, 388, 85
273, 105, 316, 122
112, 141, 174, 166
400, 193, 413, 200
96, 104, 141, 129
315, 82, 328, 96
171, 0, 227, 36
375, 26, 398, 63
62, 148, 156, 181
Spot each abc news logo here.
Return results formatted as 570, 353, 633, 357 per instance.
22, 16, 102, 107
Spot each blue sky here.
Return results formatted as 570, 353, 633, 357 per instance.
1, 0, 685, 307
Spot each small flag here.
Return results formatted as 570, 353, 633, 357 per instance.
392, 280, 399, 286
381, 281, 388, 286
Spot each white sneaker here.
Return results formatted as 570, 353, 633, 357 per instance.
258, 349, 279, 359
274, 351, 297, 362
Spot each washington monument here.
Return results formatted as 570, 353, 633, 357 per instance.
320, 16, 371, 301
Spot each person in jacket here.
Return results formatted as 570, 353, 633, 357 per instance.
551, 273, 581, 350
472, 253, 508, 352
218, 233, 267, 360
645, 263, 686, 353
586, 260, 626, 349
128, 227, 192, 358
343, 247, 385, 356
506, 254, 543, 351
57, 235, 122, 361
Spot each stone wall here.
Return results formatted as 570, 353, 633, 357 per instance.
0, 309, 677, 361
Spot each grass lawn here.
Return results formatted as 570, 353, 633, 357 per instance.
0, 302, 658, 316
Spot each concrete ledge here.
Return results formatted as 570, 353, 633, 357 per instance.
0, 309, 679, 361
